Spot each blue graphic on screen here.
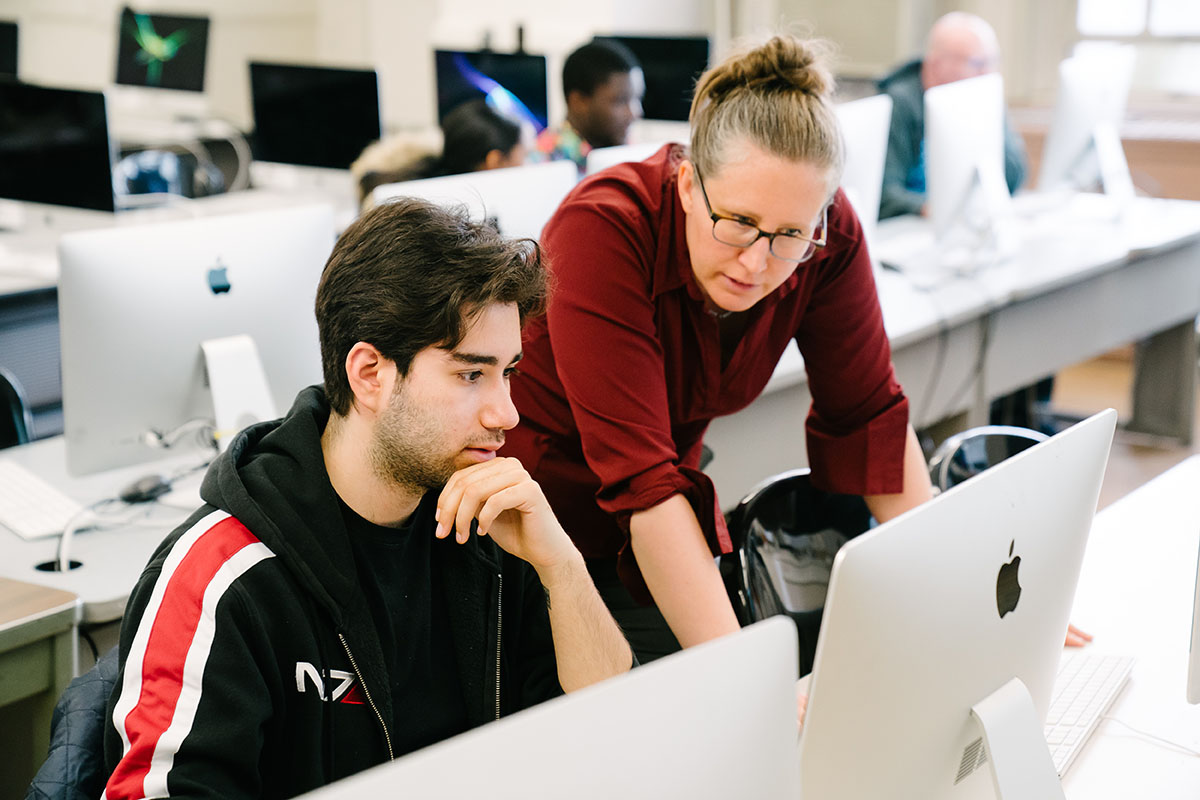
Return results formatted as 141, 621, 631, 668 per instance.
435, 51, 548, 132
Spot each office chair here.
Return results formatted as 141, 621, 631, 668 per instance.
721, 468, 872, 675
927, 424, 1049, 492
26, 646, 119, 800
0, 368, 33, 449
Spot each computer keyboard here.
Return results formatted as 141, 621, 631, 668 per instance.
1044, 651, 1135, 776
0, 460, 86, 540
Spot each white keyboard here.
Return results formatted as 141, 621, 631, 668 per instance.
1044, 651, 1135, 776
0, 460, 86, 540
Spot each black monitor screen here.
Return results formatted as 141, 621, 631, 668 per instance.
0, 21, 16, 78
249, 62, 382, 170
594, 35, 710, 122
115, 8, 209, 93
435, 50, 548, 131
0, 82, 115, 212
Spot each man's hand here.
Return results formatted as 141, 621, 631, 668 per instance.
437, 457, 632, 692
1065, 623, 1093, 648
435, 457, 576, 572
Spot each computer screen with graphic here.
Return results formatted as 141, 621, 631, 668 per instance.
249, 62, 382, 170
0, 81, 116, 213
434, 50, 548, 131
0, 20, 17, 78
57, 205, 334, 476
114, 7, 209, 93
797, 410, 1116, 799
593, 35, 709, 122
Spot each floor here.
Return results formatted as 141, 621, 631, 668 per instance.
1051, 347, 1200, 510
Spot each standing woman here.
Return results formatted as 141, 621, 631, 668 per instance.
503, 35, 934, 662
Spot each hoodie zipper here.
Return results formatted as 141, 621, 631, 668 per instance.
338, 633, 395, 761
494, 573, 503, 720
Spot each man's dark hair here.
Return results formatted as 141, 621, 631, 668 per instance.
563, 40, 640, 99
315, 198, 547, 416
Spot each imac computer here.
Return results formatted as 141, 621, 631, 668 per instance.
1190, 537, 1200, 704
0, 81, 117, 214
434, 50, 549, 132
109, 7, 211, 126
592, 35, 709, 122
371, 160, 577, 241
249, 62, 382, 170
875, 72, 1015, 279
584, 141, 667, 175
295, 617, 800, 799
57, 204, 335, 476
925, 72, 1013, 246
834, 93, 893, 249
0, 20, 16, 78
1037, 45, 1137, 205
797, 409, 1117, 799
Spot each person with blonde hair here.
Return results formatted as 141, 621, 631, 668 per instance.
501, 35, 934, 664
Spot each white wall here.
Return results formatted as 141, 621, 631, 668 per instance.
7, 0, 321, 129
3, 0, 1083, 133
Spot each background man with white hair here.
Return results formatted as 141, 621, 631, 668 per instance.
877, 11, 1028, 219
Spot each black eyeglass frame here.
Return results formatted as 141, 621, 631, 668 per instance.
694, 169, 829, 263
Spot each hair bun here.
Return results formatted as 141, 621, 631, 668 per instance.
700, 35, 835, 104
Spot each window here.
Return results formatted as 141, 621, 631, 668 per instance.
1077, 0, 1200, 99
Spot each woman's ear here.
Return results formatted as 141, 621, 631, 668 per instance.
482, 149, 505, 170
677, 159, 696, 214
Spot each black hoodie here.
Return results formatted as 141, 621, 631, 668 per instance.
103, 386, 562, 800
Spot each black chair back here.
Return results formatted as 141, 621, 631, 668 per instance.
0, 368, 32, 449
721, 468, 872, 675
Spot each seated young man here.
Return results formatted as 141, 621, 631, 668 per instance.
102, 199, 633, 799
533, 40, 644, 171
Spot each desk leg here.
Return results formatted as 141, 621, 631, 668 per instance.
1128, 319, 1198, 445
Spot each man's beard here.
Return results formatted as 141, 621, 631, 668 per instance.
369, 383, 505, 492
370, 386, 459, 492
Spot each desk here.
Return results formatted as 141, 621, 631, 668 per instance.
705, 195, 1200, 505
1063, 455, 1200, 797
0, 577, 78, 799
0, 437, 198, 626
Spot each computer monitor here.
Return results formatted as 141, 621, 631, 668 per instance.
925, 72, 1013, 243
593, 35, 709, 122
1038, 45, 1136, 204
584, 141, 665, 175
57, 205, 334, 476
1189, 537, 1200, 704
434, 50, 549, 131
114, 7, 209, 93
834, 93, 893, 248
295, 617, 800, 799
797, 409, 1117, 799
371, 160, 577, 241
0, 20, 16, 78
0, 81, 116, 213
249, 62, 382, 170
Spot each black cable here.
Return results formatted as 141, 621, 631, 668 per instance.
79, 628, 100, 663
942, 308, 993, 418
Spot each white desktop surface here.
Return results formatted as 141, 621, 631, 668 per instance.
0, 437, 201, 625
1062, 455, 1200, 797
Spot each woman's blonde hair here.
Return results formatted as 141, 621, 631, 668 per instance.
689, 35, 843, 191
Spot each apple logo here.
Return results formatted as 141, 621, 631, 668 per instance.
207, 259, 231, 295
996, 539, 1022, 618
